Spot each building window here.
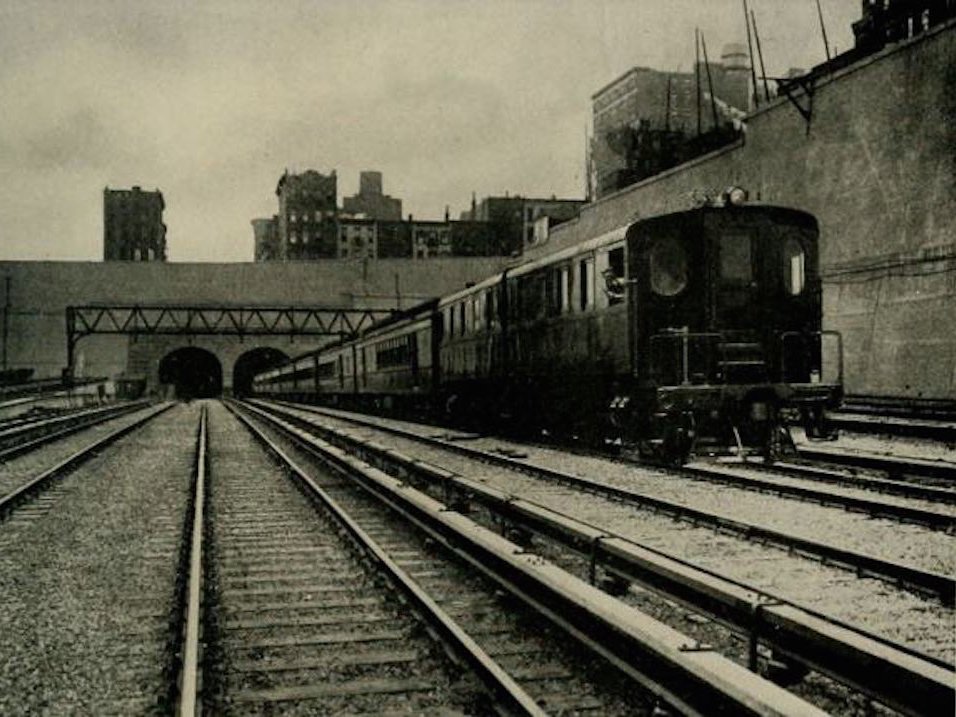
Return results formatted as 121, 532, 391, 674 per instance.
290, 232, 298, 244
148, 248, 155, 261
134, 248, 142, 261
290, 213, 297, 223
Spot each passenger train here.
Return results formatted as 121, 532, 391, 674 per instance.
253, 191, 843, 462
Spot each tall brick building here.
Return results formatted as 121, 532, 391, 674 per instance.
463, 195, 586, 251
591, 44, 750, 198
103, 186, 167, 261
275, 169, 339, 259
253, 170, 583, 261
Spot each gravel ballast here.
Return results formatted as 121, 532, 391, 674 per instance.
270, 403, 956, 664
0, 402, 199, 715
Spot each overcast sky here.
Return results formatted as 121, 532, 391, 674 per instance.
0, 0, 858, 262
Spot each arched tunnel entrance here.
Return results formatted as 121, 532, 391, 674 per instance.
158, 347, 223, 399
232, 347, 290, 397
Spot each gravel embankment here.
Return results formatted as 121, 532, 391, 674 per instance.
0, 403, 167, 498
0, 402, 198, 715
271, 403, 956, 664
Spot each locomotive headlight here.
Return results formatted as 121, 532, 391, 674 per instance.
725, 186, 748, 206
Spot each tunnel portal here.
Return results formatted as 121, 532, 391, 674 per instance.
158, 347, 223, 399
232, 347, 290, 397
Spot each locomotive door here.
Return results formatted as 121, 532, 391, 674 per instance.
713, 229, 760, 330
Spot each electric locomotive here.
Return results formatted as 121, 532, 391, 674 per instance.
252, 191, 842, 463
609, 191, 843, 460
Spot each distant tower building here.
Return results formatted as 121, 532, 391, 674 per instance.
251, 216, 279, 261
716, 43, 751, 112
275, 169, 338, 259
103, 186, 167, 261
342, 171, 402, 221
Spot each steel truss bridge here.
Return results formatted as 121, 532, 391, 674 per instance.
65, 304, 396, 372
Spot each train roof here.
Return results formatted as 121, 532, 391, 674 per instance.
507, 224, 629, 279
437, 273, 502, 307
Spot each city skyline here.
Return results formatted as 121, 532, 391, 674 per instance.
0, 0, 857, 262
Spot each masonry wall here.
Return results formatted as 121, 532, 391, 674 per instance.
541, 22, 956, 399
0, 257, 508, 382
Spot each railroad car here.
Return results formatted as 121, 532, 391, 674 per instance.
340, 299, 439, 416
252, 191, 842, 462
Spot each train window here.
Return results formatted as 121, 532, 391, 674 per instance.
720, 233, 752, 283
546, 269, 561, 316
579, 258, 595, 310
783, 237, 806, 295
606, 247, 626, 305
560, 266, 571, 312
650, 237, 688, 297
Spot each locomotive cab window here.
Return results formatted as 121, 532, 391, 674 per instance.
720, 233, 753, 283
783, 237, 806, 295
649, 236, 688, 297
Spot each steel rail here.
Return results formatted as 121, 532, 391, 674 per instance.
224, 401, 545, 717
0, 402, 174, 520
0, 401, 152, 461
828, 411, 956, 442
231, 400, 826, 717
750, 458, 956, 505
679, 461, 955, 530
798, 444, 956, 482
174, 406, 207, 717
256, 400, 956, 605
0, 401, 143, 442
245, 400, 955, 717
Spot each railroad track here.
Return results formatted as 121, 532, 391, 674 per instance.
0, 402, 199, 714
795, 442, 956, 484
0, 399, 151, 461
257, 400, 955, 601
167, 399, 830, 715
0, 402, 172, 521
827, 410, 956, 443
246, 399, 956, 715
